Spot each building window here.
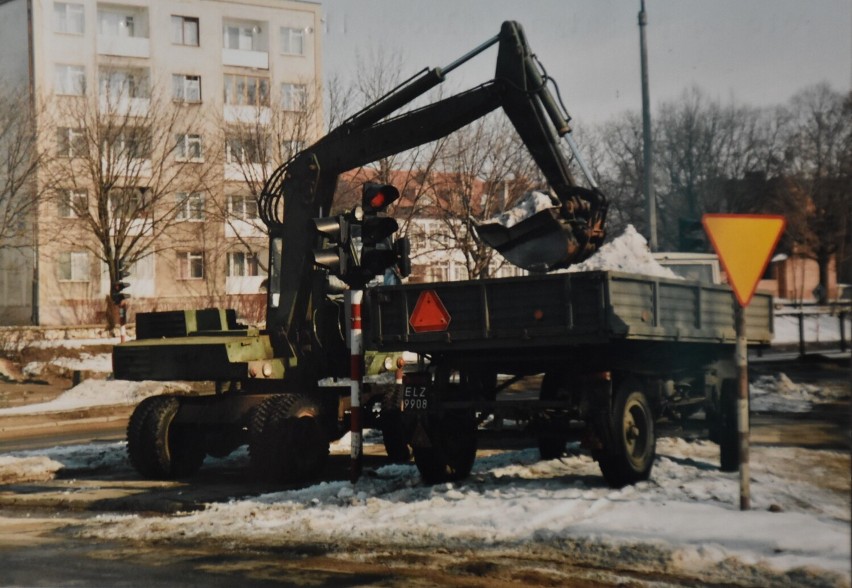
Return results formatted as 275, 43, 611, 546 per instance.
99, 11, 137, 38
108, 187, 147, 219
427, 262, 449, 283
172, 74, 201, 103
280, 83, 307, 111
99, 68, 149, 101
177, 251, 204, 279
54, 2, 84, 35
175, 133, 203, 161
225, 137, 265, 165
175, 192, 204, 221
57, 127, 86, 158
224, 74, 269, 107
58, 189, 87, 218
227, 252, 260, 277
55, 64, 86, 96
227, 195, 258, 220
171, 15, 199, 46
280, 26, 304, 55
281, 140, 304, 158
58, 251, 90, 281
103, 128, 151, 160
223, 23, 262, 51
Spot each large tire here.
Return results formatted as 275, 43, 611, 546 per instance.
594, 381, 656, 488
380, 390, 411, 463
249, 394, 329, 482
717, 379, 739, 472
537, 372, 569, 460
413, 412, 477, 485
126, 396, 205, 479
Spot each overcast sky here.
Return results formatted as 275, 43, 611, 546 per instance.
319, 0, 851, 127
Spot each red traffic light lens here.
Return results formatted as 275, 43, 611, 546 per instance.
369, 193, 386, 209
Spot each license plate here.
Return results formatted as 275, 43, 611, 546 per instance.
402, 376, 429, 411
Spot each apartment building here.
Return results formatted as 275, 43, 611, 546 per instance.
0, 0, 322, 325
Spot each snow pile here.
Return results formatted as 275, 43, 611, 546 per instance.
0, 455, 64, 484
68, 437, 850, 585
567, 225, 681, 279
751, 373, 845, 412
23, 352, 113, 377
0, 380, 191, 416
484, 190, 556, 228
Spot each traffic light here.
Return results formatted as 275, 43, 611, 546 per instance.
362, 182, 400, 214
359, 183, 410, 279
111, 261, 131, 306
312, 215, 352, 276
678, 217, 707, 252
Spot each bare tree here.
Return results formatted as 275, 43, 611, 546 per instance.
215, 78, 324, 272
423, 115, 539, 280
41, 76, 220, 318
0, 86, 44, 248
780, 83, 851, 302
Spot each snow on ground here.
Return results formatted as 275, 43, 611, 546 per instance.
23, 352, 113, 377
0, 455, 64, 484
0, 380, 191, 416
750, 372, 848, 412
566, 224, 681, 279
2, 436, 846, 586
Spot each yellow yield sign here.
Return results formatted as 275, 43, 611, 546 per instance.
702, 214, 786, 307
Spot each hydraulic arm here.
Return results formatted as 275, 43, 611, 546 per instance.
257, 21, 608, 381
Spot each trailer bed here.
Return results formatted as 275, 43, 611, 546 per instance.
365, 271, 773, 352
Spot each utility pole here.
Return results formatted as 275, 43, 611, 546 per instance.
639, 0, 658, 250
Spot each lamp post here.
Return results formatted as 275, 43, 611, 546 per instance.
639, 0, 658, 251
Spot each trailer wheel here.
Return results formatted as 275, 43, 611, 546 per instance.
380, 391, 410, 463
127, 396, 205, 479
538, 372, 569, 460
413, 412, 477, 484
249, 394, 329, 482
595, 382, 655, 488
717, 379, 740, 472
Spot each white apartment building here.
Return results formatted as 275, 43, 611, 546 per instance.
0, 0, 322, 326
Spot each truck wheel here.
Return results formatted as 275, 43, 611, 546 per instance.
595, 382, 655, 488
413, 412, 477, 484
538, 372, 569, 460
127, 396, 205, 479
250, 394, 329, 482
718, 379, 739, 472
381, 391, 411, 463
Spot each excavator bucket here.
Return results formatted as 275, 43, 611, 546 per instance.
474, 189, 607, 273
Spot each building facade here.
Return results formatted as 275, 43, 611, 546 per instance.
0, 0, 322, 326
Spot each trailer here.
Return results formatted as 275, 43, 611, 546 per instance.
365, 271, 773, 486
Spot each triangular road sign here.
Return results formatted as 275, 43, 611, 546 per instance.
702, 214, 786, 307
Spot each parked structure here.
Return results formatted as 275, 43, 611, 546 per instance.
0, 0, 322, 326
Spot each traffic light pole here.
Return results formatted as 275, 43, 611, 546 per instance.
348, 289, 364, 484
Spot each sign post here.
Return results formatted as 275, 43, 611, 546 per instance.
702, 214, 785, 511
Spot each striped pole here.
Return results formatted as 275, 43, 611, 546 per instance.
735, 304, 750, 510
348, 289, 364, 484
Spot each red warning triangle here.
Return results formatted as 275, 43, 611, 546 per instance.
702, 214, 786, 307
409, 290, 451, 333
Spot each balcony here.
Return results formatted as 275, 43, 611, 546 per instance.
223, 105, 271, 125
225, 276, 265, 295
97, 6, 150, 58
222, 20, 268, 69
98, 35, 150, 58
222, 48, 268, 70
224, 218, 264, 238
